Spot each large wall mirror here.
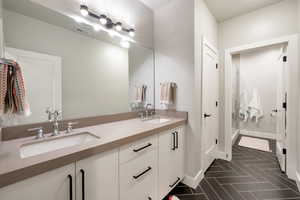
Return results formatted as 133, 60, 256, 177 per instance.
0, 0, 154, 127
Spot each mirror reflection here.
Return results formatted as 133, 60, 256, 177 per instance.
0, 0, 154, 127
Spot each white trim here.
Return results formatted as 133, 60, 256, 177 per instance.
215, 150, 227, 160
182, 170, 204, 189
296, 171, 300, 192
224, 34, 299, 180
232, 129, 240, 144
239, 130, 276, 140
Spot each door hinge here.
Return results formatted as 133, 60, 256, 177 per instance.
216, 64, 218, 69
282, 102, 287, 110
215, 139, 218, 144
283, 148, 287, 155
216, 101, 218, 107
283, 56, 287, 62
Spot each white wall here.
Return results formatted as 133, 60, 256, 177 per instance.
4, 10, 129, 119
239, 45, 282, 134
154, 0, 218, 178
194, 0, 218, 175
297, 0, 300, 185
218, 0, 299, 151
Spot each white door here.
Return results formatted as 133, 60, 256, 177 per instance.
276, 48, 288, 172
202, 39, 219, 172
1, 47, 62, 126
76, 149, 119, 200
0, 164, 75, 200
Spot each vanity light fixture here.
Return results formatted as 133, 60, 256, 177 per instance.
115, 22, 123, 31
78, 4, 135, 37
99, 15, 108, 25
128, 29, 135, 37
80, 5, 89, 17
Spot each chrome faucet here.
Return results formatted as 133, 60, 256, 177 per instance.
145, 104, 152, 118
28, 127, 45, 139
138, 104, 155, 121
46, 108, 61, 136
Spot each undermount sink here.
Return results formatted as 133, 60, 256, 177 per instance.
20, 132, 100, 158
146, 118, 171, 124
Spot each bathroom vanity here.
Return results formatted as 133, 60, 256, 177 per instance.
0, 116, 186, 200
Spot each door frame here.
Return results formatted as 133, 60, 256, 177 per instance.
224, 34, 299, 180
201, 37, 219, 171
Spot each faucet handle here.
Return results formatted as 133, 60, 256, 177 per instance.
28, 127, 44, 139
66, 122, 78, 133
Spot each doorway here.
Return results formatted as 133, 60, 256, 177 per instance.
224, 35, 299, 180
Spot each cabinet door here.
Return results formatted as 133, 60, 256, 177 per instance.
158, 130, 179, 199
0, 164, 75, 200
175, 127, 185, 179
76, 149, 119, 200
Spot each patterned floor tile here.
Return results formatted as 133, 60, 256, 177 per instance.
164, 135, 300, 200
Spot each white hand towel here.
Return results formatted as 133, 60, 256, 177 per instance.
160, 82, 175, 105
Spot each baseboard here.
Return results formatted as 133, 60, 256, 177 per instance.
232, 130, 240, 144
296, 171, 300, 192
239, 129, 276, 140
182, 170, 204, 189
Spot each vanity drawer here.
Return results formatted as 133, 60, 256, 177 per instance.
119, 135, 158, 164
120, 150, 157, 200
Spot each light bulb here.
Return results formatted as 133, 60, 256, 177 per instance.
109, 31, 116, 37
120, 40, 130, 48
99, 15, 107, 25
93, 24, 101, 31
80, 5, 89, 16
129, 29, 135, 37
115, 22, 122, 31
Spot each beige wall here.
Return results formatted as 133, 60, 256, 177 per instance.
3, 10, 129, 119
154, 0, 218, 178
218, 0, 299, 151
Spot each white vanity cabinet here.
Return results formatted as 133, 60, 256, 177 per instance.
75, 149, 119, 200
0, 125, 185, 200
0, 164, 76, 200
0, 150, 118, 200
119, 135, 158, 200
158, 127, 185, 200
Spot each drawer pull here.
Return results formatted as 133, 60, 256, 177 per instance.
68, 174, 73, 200
175, 131, 179, 149
133, 143, 152, 152
80, 169, 85, 200
133, 166, 152, 179
172, 132, 176, 150
169, 177, 180, 188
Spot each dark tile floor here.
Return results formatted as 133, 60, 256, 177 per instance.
164, 135, 300, 200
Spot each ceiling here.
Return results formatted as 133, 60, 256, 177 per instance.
205, 0, 283, 22
138, 0, 172, 10
138, 0, 283, 22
